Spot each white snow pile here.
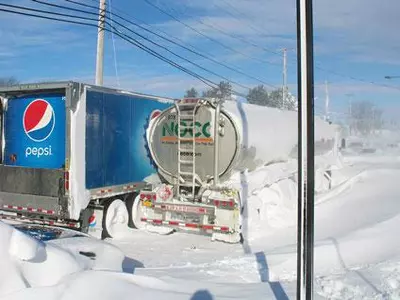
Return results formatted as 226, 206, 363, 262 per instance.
0, 221, 126, 298
0, 222, 280, 300
221, 149, 349, 241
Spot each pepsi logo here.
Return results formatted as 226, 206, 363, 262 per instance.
23, 99, 55, 142
88, 214, 97, 227
150, 110, 162, 120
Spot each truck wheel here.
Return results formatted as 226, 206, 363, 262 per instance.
128, 194, 146, 230
125, 193, 138, 228
102, 198, 129, 239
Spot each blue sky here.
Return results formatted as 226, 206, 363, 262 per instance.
1, 0, 400, 123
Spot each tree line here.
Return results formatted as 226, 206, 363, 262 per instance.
0, 77, 384, 134
0, 77, 18, 87
349, 100, 383, 135
184, 81, 297, 110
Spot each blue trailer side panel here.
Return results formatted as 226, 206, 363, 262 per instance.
3, 93, 66, 169
85, 90, 171, 189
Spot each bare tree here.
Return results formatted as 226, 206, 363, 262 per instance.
351, 100, 382, 135
202, 81, 232, 99
0, 77, 18, 87
184, 87, 199, 98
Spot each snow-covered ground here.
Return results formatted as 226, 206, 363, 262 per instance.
2, 135, 400, 299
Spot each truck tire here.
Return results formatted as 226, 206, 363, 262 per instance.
101, 198, 129, 239
127, 194, 146, 230
125, 193, 138, 229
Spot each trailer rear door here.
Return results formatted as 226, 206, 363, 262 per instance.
3, 93, 66, 169
0, 91, 66, 212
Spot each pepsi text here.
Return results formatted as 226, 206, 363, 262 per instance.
25, 145, 53, 158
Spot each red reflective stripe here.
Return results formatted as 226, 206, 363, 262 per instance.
214, 200, 220, 207
64, 171, 69, 191
140, 217, 147, 222
153, 219, 162, 224
3, 205, 55, 215
203, 225, 214, 230
220, 227, 229, 232
169, 221, 179, 226
185, 223, 198, 228
198, 208, 206, 213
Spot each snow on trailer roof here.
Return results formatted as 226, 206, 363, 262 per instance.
0, 81, 176, 104
0, 81, 73, 96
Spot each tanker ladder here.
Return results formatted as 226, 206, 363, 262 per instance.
131, 185, 242, 243
174, 98, 203, 199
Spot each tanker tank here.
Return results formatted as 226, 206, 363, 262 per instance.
145, 99, 340, 186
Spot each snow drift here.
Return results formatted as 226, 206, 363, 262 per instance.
0, 222, 285, 300
0, 221, 125, 297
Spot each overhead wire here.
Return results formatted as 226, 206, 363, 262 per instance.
209, 1, 400, 92
63, 0, 278, 89
140, 0, 282, 67
0, 3, 219, 90
168, 1, 284, 57
108, 0, 120, 87
141, 1, 400, 92
217, 0, 274, 38
29, 0, 252, 90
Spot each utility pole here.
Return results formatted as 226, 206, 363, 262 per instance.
324, 80, 330, 122
296, 0, 315, 298
95, 0, 106, 86
282, 48, 288, 109
346, 94, 353, 135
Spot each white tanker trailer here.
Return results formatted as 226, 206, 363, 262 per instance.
131, 97, 339, 243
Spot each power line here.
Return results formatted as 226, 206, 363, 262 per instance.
0, 3, 252, 98
145, 0, 400, 93
141, 0, 282, 67
172, 1, 284, 58
314, 66, 400, 91
281, 41, 400, 92
213, 0, 271, 38
0, 3, 219, 90
108, 0, 120, 86
30, 0, 251, 90
63, 0, 278, 89
218, 0, 274, 38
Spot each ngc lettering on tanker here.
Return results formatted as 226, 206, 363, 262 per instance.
22, 99, 55, 158
161, 121, 212, 139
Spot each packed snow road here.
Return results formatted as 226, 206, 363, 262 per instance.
108, 151, 400, 298
2, 150, 400, 299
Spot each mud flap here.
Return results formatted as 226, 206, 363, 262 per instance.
87, 207, 103, 239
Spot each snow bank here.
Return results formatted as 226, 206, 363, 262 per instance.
0, 221, 124, 297
233, 151, 349, 240
0, 222, 289, 300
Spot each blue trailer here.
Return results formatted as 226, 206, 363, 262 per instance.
0, 81, 173, 238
